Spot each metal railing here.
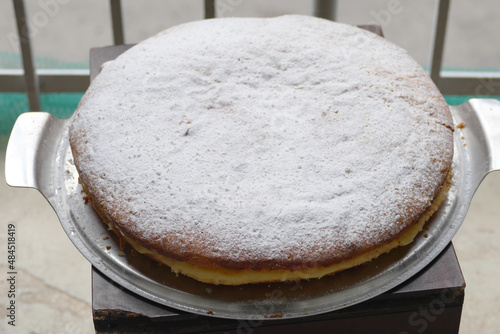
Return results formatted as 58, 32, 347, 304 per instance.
3, 0, 499, 111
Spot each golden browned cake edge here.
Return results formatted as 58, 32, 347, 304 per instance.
78, 169, 452, 285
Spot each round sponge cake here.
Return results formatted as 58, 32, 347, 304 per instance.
69, 15, 454, 285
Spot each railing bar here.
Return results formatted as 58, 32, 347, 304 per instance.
0, 73, 89, 93
12, 0, 41, 111
440, 70, 500, 79
204, 0, 216, 19
439, 76, 500, 96
313, 0, 337, 21
429, 0, 450, 86
110, 0, 125, 45
0, 71, 498, 96
1, 69, 496, 80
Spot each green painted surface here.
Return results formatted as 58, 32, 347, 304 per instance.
0, 93, 83, 134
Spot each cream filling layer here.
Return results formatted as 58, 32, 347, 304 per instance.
108, 173, 452, 285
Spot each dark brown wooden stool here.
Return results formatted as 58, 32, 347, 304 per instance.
92, 243, 464, 333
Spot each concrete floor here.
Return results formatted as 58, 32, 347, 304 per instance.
1, 1, 500, 333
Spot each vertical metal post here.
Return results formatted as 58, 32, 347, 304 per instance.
12, 0, 41, 111
314, 0, 337, 21
204, 0, 216, 19
110, 0, 125, 45
429, 0, 450, 87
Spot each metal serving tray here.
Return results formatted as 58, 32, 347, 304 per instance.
5, 99, 500, 320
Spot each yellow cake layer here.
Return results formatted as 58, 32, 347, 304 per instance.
110, 172, 452, 285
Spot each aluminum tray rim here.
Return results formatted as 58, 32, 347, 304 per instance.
5, 99, 500, 320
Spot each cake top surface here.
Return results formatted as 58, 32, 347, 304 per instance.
70, 15, 453, 270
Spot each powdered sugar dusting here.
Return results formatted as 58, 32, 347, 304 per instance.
70, 15, 453, 269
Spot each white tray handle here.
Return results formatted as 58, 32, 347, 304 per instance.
5, 112, 60, 188
469, 99, 500, 173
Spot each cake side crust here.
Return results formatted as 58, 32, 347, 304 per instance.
68, 15, 455, 283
